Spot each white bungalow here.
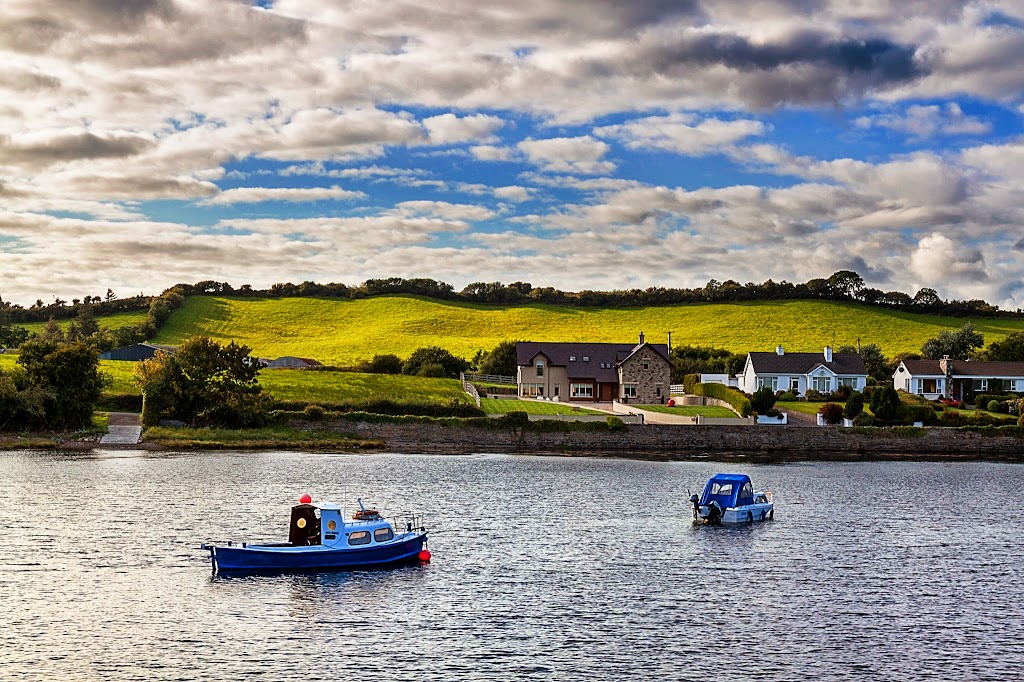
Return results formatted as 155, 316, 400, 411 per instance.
737, 346, 868, 395
893, 357, 1024, 401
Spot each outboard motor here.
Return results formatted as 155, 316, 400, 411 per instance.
705, 501, 723, 525
689, 494, 700, 521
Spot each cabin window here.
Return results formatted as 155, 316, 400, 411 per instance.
623, 384, 637, 399
754, 494, 767, 504
740, 482, 753, 499
348, 531, 371, 546
571, 383, 594, 398
374, 527, 395, 542
710, 482, 733, 495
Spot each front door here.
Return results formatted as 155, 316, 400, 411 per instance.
599, 383, 614, 401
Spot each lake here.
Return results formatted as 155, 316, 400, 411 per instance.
1, 450, 1021, 680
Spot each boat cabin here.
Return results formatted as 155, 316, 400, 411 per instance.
287, 502, 397, 549
699, 473, 755, 509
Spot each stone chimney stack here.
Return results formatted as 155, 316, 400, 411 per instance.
824, 346, 833, 362
776, 345, 784, 355
639, 331, 645, 345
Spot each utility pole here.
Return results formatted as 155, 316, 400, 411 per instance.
665, 331, 672, 352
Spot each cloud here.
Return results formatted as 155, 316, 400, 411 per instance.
423, 113, 505, 144
392, 200, 497, 221
594, 114, 766, 155
470, 145, 513, 161
0, 129, 156, 170
910, 232, 988, 283
517, 136, 615, 174
199, 186, 365, 206
270, 108, 426, 161
855, 103, 991, 139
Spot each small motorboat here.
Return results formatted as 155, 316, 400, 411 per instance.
201, 494, 429, 573
690, 473, 774, 524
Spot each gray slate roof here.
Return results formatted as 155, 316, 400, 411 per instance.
516, 342, 670, 383
899, 359, 1024, 377
748, 351, 867, 375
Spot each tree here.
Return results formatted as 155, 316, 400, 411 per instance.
981, 332, 1024, 362
136, 336, 270, 427
913, 288, 941, 308
402, 346, 470, 378
750, 386, 777, 414
836, 343, 889, 381
827, 270, 865, 299
16, 339, 108, 429
819, 402, 844, 424
843, 393, 865, 419
477, 341, 518, 378
359, 354, 403, 374
105, 288, 117, 302
921, 323, 984, 360
869, 385, 905, 422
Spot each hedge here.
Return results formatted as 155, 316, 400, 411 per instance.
692, 383, 752, 417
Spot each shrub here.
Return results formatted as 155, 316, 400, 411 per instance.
853, 412, 874, 426
833, 384, 853, 401
843, 393, 864, 419
402, 346, 470, 378
819, 402, 844, 424
804, 389, 825, 402
870, 385, 905, 422
502, 411, 530, 426
778, 390, 796, 402
765, 408, 783, 418
303, 405, 326, 421
416, 362, 448, 378
987, 400, 1001, 413
683, 374, 700, 394
905, 405, 938, 425
693, 383, 752, 417
358, 354, 403, 374
606, 416, 626, 431
866, 376, 878, 386
750, 386, 777, 414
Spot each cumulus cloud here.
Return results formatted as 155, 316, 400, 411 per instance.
594, 114, 767, 155
470, 145, 513, 161
910, 232, 988, 283
855, 103, 991, 139
423, 113, 505, 145
517, 136, 615, 174
199, 186, 365, 206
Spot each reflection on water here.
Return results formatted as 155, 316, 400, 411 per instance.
1, 451, 1021, 680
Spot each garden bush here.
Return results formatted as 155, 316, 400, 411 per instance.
683, 374, 700, 394
905, 405, 938, 425
853, 412, 874, 426
778, 390, 796, 402
843, 393, 864, 419
987, 400, 1002, 413
804, 389, 825, 402
818, 402, 844, 425
606, 416, 626, 431
750, 386, 777, 414
693, 383, 751, 417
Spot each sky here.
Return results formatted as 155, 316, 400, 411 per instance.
1, 1, 1024, 308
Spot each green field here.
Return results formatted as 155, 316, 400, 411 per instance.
151, 295, 1024, 366
479, 398, 602, 415
17, 310, 150, 335
636, 404, 738, 418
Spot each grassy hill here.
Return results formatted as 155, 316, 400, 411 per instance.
17, 310, 150, 335
150, 295, 1024, 365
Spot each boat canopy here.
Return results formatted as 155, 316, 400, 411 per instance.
699, 473, 755, 509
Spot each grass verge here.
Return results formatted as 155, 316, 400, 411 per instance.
636, 405, 738, 417
142, 425, 384, 450
479, 398, 602, 414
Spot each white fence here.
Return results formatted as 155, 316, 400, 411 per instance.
460, 373, 482, 408
464, 373, 516, 385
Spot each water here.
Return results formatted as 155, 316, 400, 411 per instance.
1, 450, 1021, 681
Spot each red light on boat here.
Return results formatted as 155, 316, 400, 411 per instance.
418, 549, 432, 562
299, 493, 312, 504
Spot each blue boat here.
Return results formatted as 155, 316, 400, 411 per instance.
689, 473, 774, 524
201, 495, 429, 573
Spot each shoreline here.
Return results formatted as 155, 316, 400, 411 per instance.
5, 421, 1023, 463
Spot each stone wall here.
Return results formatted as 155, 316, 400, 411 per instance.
305, 420, 1024, 461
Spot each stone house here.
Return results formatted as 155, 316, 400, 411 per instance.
515, 334, 672, 403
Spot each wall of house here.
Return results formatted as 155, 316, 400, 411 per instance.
618, 350, 671, 404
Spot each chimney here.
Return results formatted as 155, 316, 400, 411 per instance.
776, 345, 784, 356
940, 355, 951, 376
638, 331, 645, 345
824, 346, 833, 362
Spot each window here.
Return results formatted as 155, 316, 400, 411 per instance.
569, 355, 577, 361
790, 377, 799, 390
553, 385, 559, 397
521, 383, 544, 397
812, 375, 831, 392
373, 527, 394, 542
535, 361, 544, 377
571, 383, 594, 398
921, 379, 937, 394
348, 531, 371, 546
838, 377, 857, 388
656, 384, 662, 397
710, 482, 733, 495
623, 384, 637, 399
757, 376, 778, 391
972, 379, 988, 392
642, 361, 649, 370
582, 356, 590, 362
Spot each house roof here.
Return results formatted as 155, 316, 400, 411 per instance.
748, 351, 867, 375
899, 359, 943, 376
516, 342, 669, 383
945, 360, 1024, 377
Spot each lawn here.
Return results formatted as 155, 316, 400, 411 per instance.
636, 404, 738, 418
479, 398, 602, 415
776, 400, 830, 415
152, 294, 1024, 366
16, 310, 150, 335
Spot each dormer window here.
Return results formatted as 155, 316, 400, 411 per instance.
582, 356, 590, 362
569, 356, 576, 361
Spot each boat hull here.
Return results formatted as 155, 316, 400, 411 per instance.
699, 503, 774, 524
207, 532, 427, 573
